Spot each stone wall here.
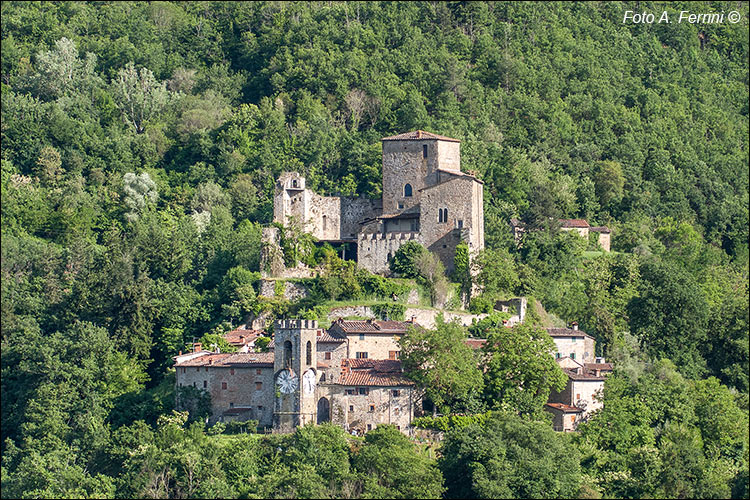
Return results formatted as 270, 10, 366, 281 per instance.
571, 380, 604, 418
348, 335, 401, 361
341, 197, 382, 240
332, 385, 415, 433
259, 279, 311, 301
597, 232, 611, 252
176, 365, 275, 426
357, 232, 421, 275
381, 141, 430, 214
326, 305, 488, 330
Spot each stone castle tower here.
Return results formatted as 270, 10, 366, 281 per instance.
273, 319, 319, 431
268, 130, 484, 275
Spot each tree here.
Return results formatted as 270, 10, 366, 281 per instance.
353, 424, 445, 499
473, 247, 520, 298
123, 172, 158, 221
440, 412, 581, 499
415, 250, 451, 307
594, 160, 625, 209
399, 317, 484, 413
389, 241, 426, 278
481, 324, 567, 417
111, 62, 169, 134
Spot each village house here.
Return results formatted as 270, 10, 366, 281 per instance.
510, 218, 611, 252
263, 130, 484, 276
174, 319, 418, 434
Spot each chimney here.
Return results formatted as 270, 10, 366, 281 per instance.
571, 322, 579, 331
410, 316, 416, 323
193, 342, 202, 352
178, 350, 182, 356
416, 130, 421, 138
595, 369, 601, 377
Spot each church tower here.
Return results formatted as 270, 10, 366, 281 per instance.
273, 319, 319, 431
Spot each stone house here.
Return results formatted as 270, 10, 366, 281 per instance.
544, 403, 584, 432
265, 130, 484, 276
546, 323, 597, 363
547, 361, 613, 422
174, 319, 418, 434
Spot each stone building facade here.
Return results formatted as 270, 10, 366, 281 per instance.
174, 319, 418, 434
546, 324, 597, 363
266, 130, 484, 275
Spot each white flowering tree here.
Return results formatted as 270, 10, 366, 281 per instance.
111, 62, 169, 134
123, 172, 158, 221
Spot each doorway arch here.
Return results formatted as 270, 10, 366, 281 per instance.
317, 397, 331, 424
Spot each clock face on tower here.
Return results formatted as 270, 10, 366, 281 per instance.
303, 369, 316, 395
277, 369, 298, 394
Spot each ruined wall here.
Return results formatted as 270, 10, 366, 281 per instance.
357, 232, 421, 275
597, 232, 611, 252
325, 305, 488, 330
259, 279, 311, 301
341, 197, 381, 240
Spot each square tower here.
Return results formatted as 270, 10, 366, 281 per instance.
380, 130, 461, 214
273, 319, 320, 431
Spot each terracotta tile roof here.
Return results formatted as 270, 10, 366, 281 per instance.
545, 327, 594, 340
545, 403, 584, 413
339, 359, 413, 387
316, 331, 346, 343
377, 212, 421, 220
559, 219, 590, 228
381, 130, 460, 142
589, 226, 611, 233
176, 352, 274, 367
464, 339, 487, 350
223, 328, 262, 346
563, 367, 607, 381
584, 362, 613, 370
331, 319, 414, 334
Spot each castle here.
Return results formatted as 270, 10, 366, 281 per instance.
266, 130, 484, 275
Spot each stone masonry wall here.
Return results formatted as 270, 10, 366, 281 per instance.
176, 365, 275, 426
335, 386, 415, 433
326, 305, 488, 330
357, 232, 421, 275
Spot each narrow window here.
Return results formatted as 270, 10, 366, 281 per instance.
358, 387, 369, 396
395, 408, 400, 415
284, 340, 293, 367
359, 333, 365, 340
203, 380, 207, 388
570, 353, 576, 360
369, 405, 375, 412
230, 368, 235, 375
222, 382, 227, 390
181, 367, 186, 374
438, 209, 443, 223
398, 202, 404, 209
457, 219, 463, 229
320, 373, 326, 382
256, 369, 262, 375
397, 425, 401, 430
556, 353, 561, 359
367, 424, 372, 431
444, 208, 448, 223
322, 215, 327, 231
349, 405, 354, 411
193, 382, 196, 387
229, 402, 234, 408
324, 352, 332, 360
306, 341, 312, 366
356, 352, 368, 359
404, 184, 413, 197
392, 389, 400, 397
346, 389, 355, 395
256, 382, 262, 391
292, 179, 298, 188
576, 393, 581, 400
422, 145, 428, 158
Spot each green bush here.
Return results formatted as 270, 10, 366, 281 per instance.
413, 412, 493, 432
389, 241, 427, 278
224, 419, 258, 434
469, 295, 495, 314
372, 303, 406, 321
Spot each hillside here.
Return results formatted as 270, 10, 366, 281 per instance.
1, 2, 748, 498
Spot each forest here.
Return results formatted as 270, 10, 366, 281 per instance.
1, 1, 748, 498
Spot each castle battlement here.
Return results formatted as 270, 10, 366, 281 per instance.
274, 319, 319, 330
358, 232, 419, 242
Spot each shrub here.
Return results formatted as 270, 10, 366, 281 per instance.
413, 412, 493, 432
390, 241, 427, 278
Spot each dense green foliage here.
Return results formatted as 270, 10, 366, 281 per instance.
1, 1, 747, 498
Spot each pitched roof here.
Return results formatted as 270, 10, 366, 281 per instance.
545, 403, 584, 413
330, 319, 414, 334
589, 226, 611, 233
176, 352, 274, 367
381, 130, 460, 142
546, 327, 594, 340
559, 219, 590, 228
316, 330, 347, 343
223, 328, 262, 346
563, 367, 607, 381
339, 358, 414, 387
583, 362, 614, 372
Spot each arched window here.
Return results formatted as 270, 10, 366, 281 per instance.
284, 341, 293, 368
404, 184, 413, 197
322, 215, 327, 231
438, 209, 443, 223
306, 341, 312, 366
443, 208, 448, 223
292, 179, 298, 188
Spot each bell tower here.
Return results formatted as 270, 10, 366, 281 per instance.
273, 319, 319, 431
